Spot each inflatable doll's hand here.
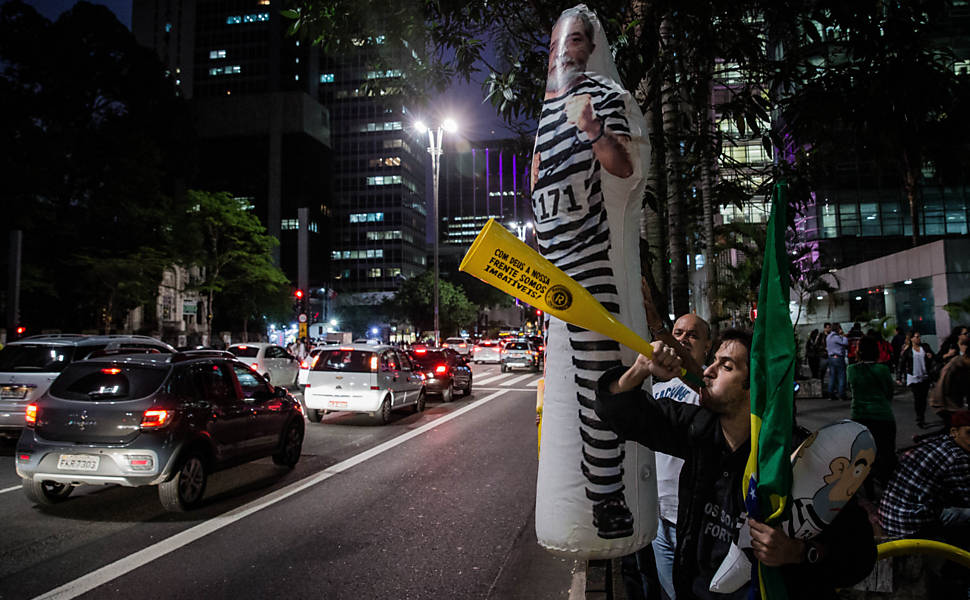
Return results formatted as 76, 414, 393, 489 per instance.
564, 93, 599, 138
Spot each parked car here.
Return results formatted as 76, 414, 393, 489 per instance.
442, 337, 474, 356
303, 344, 425, 424
0, 334, 175, 435
408, 348, 472, 402
501, 341, 541, 373
227, 343, 300, 388
15, 350, 304, 511
472, 340, 502, 364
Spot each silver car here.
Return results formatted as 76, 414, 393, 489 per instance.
303, 344, 425, 424
442, 337, 473, 356
227, 343, 300, 388
472, 340, 502, 364
0, 334, 175, 434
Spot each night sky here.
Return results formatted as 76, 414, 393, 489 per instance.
21, 0, 520, 142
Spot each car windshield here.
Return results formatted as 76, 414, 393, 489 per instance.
410, 350, 447, 367
505, 342, 529, 350
49, 363, 169, 401
228, 346, 260, 358
314, 349, 375, 372
445, 338, 464, 344
0, 344, 75, 372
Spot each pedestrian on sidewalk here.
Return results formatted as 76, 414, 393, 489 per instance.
817, 323, 833, 397
898, 330, 936, 429
930, 336, 970, 429
806, 329, 821, 380
847, 336, 897, 498
826, 324, 849, 401
640, 288, 712, 600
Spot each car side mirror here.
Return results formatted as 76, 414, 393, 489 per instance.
275, 386, 289, 398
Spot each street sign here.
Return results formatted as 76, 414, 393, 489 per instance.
298, 313, 308, 323
299, 322, 308, 338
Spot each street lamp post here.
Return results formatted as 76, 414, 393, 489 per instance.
416, 118, 457, 347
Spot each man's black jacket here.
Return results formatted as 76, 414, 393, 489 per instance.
595, 366, 877, 599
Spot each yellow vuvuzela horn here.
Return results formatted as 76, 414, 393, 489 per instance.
459, 219, 701, 386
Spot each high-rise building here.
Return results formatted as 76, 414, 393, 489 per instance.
132, 0, 333, 292
318, 47, 428, 302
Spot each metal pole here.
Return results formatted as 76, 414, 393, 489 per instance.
7, 230, 22, 338
431, 128, 441, 347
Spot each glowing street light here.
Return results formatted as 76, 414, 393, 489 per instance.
416, 117, 459, 346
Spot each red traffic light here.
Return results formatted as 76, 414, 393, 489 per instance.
294, 290, 304, 299
15, 326, 26, 335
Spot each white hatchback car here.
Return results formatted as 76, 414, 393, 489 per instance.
227, 343, 300, 388
442, 337, 473, 356
472, 340, 502, 363
303, 344, 425, 424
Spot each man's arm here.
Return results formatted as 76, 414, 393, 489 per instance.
564, 93, 633, 178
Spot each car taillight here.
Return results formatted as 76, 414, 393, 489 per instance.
300, 359, 309, 369
251, 362, 259, 370
25, 403, 37, 427
101, 367, 122, 375
141, 409, 171, 429
459, 343, 466, 348
370, 356, 378, 371
435, 364, 448, 375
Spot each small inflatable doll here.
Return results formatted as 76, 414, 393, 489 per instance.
710, 420, 877, 592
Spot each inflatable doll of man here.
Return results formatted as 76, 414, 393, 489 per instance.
532, 5, 656, 557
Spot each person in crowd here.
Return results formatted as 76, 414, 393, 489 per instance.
847, 336, 897, 498
930, 336, 970, 429
846, 322, 864, 364
879, 409, 970, 598
806, 329, 821, 380
939, 325, 969, 363
890, 326, 906, 377
826, 323, 849, 401
898, 330, 936, 429
817, 323, 833, 396
596, 330, 876, 599
640, 300, 713, 600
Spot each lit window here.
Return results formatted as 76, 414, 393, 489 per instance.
209, 50, 227, 60
368, 268, 382, 277
320, 73, 334, 83
165, 22, 173, 32
349, 212, 385, 223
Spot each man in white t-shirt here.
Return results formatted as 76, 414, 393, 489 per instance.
650, 313, 712, 599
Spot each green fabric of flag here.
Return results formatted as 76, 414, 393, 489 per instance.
743, 182, 795, 599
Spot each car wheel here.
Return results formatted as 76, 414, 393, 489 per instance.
375, 396, 392, 425
158, 452, 208, 512
442, 382, 454, 403
22, 478, 73, 505
273, 420, 304, 469
463, 375, 473, 396
414, 390, 426, 413
307, 408, 323, 423
500, 363, 507, 373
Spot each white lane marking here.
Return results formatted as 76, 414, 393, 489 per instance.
474, 373, 514, 386
502, 373, 535, 387
473, 387, 536, 393
0, 484, 21, 495
33, 389, 512, 600
528, 378, 541, 387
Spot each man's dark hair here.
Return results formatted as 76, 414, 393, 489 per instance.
823, 322, 832, 328
717, 328, 753, 389
859, 336, 879, 362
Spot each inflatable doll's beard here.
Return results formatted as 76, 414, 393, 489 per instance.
547, 64, 583, 93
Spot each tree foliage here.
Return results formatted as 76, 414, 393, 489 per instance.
180, 191, 289, 339
0, 0, 195, 332
383, 271, 477, 337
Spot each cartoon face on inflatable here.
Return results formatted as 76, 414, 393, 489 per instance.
784, 420, 876, 539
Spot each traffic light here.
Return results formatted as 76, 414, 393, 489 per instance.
293, 289, 309, 316
15, 326, 26, 337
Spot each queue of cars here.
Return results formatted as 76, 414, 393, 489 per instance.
3, 332, 544, 511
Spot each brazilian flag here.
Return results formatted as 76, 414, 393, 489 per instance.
743, 182, 795, 599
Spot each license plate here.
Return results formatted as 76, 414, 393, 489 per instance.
0, 386, 30, 400
57, 454, 100, 471
328, 400, 347, 408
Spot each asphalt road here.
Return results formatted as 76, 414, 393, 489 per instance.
0, 364, 579, 600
